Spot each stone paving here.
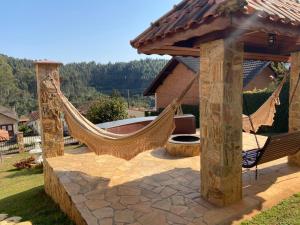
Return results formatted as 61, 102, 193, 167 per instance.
0, 214, 31, 225
45, 133, 300, 225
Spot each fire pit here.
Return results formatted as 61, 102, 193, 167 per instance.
166, 134, 201, 157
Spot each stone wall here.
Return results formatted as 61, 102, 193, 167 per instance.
44, 161, 87, 225
199, 39, 243, 206
288, 52, 300, 166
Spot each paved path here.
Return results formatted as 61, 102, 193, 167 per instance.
45, 133, 300, 225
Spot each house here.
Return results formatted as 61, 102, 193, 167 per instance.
18, 115, 30, 126
0, 106, 18, 138
144, 57, 276, 109
27, 111, 41, 135
27, 111, 69, 136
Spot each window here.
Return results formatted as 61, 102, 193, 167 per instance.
7, 125, 13, 131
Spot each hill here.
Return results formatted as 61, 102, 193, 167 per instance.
0, 54, 167, 115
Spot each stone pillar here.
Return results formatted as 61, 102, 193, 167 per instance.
17, 132, 25, 153
288, 52, 300, 166
35, 61, 64, 158
200, 39, 243, 206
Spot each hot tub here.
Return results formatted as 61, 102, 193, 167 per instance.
97, 114, 196, 135
166, 134, 201, 157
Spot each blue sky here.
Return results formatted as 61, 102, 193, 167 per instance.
0, 0, 180, 63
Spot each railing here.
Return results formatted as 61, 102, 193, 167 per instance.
0, 136, 79, 155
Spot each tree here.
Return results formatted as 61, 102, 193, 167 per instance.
86, 96, 128, 124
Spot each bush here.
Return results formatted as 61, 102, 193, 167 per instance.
86, 96, 128, 124
18, 124, 33, 136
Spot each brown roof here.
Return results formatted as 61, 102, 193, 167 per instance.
0, 129, 9, 142
131, 0, 300, 49
0, 105, 18, 121
19, 115, 30, 123
29, 111, 39, 122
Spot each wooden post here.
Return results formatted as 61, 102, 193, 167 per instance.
200, 39, 243, 206
288, 52, 300, 166
35, 61, 64, 158
17, 132, 25, 153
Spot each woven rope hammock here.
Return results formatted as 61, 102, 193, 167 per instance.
43, 71, 284, 160
46, 76, 197, 160
242, 74, 287, 133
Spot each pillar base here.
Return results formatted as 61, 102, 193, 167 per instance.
288, 154, 300, 167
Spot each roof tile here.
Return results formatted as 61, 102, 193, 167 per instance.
131, 0, 300, 48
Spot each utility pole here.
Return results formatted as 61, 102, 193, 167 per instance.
127, 89, 130, 108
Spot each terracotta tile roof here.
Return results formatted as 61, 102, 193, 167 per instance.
0, 129, 9, 142
131, 0, 300, 48
144, 57, 272, 95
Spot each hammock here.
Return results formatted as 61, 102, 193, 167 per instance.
242, 75, 287, 133
44, 76, 197, 160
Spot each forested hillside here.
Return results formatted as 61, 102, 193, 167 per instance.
0, 54, 167, 115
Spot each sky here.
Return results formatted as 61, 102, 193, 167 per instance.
0, 0, 180, 64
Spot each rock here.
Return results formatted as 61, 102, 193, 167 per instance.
85, 199, 110, 210
92, 207, 114, 219
138, 211, 168, 225
120, 196, 140, 205
115, 209, 135, 223
152, 199, 171, 211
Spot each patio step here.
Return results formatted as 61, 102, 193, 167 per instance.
0, 214, 32, 225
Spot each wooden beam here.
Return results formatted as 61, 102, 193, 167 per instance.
244, 52, 290, 62
140, 46, 200, 57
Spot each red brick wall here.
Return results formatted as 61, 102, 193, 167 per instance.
155, 64, 276, 108
156, 63, 199, 108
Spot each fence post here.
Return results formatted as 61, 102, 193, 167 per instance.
17, 132, 25, 153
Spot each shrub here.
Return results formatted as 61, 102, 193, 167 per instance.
18, 124, 33, 136
86, 96, 128, 124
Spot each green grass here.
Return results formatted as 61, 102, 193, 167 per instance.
0, 148, 77, 225
241, 193, 300, 225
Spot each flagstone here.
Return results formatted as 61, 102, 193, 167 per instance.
115, 209, 135, 223
92, 207, 114, 219
45, 146, 300, 225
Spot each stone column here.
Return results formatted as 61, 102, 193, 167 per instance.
17, 132, 25, 153
288, 52, 300, 166
35, 61, 64, 158
200, 39, 243, 206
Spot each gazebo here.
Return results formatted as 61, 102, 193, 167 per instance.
131, 0, 300, 206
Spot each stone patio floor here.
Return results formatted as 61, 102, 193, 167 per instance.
45, 133, 300, 225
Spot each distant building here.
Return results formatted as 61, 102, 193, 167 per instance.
27, 111, 69, 136
0, 105, 18, 138
27, 111, 41, 135
18, 115, 30, 126
144, 57, 276, 109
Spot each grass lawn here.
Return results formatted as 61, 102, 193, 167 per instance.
0, 146, 78, 225
241, 193, 300, 225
